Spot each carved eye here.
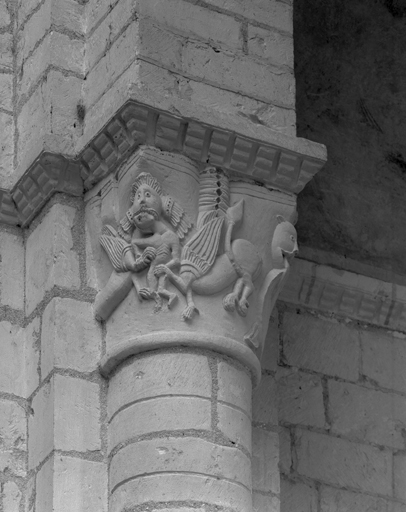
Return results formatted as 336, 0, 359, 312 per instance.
145, 192, 151, 197
290, 235, 295, 241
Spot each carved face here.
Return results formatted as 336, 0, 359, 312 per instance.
132, 184, 162, 216
272, 220, 299, 264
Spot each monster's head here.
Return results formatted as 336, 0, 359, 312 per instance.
271, 215, 299, 269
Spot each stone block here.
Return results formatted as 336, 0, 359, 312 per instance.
248, 25, 293, 68
361, 330, 406, 393
253, 493, 280, 512
85, 0, 136, 71
83, 21, 139, 110
53, 455, 108, 512
18, 0, 42, 26
41, 298, 101, 378
35, 456, 53, 512
0, 33, 13, 70
217, 361, 251, 414
3, 481, 22, 512
138, 18, 183, 71
85, 0, 120, 35
182, 42, 295, 107
0, 231, 24, 310
282, 312, 359, 381
0, 73, 12, 111
252, 374, 278, 426
18, 32, 84, 98
138, 0, 242, 50
0, 400, 27, 477
394, 454, 406, 501
279, 427, 292, 475
217, 403, 252, 454
280, 478, 318, 512
110, 437, 251, 492
0, 319, 39, 398
109, 396, 211, 452
277, 368, 325, 428
0, 1, 10, 29
329, 380, 406, 449
296, 430, 392, 496
25, 203, 80, 315
320, 486, 391, 512
29, 380, 54, 469
52, 0, 86, 36
17, 0, 51, 69
252, 428, 279, 494
201, 0, 292, 33
0, 112, 14, 186
16, 84, 50, 185
108, 352, 212, 419
54, 375, 101, 453
110, 474, 251, 512
260, 313, 279, 372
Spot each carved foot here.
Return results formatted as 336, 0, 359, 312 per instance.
223, 293, 237, 312
182, 304, 199, 321
154, 264, 170, 277
153, 293, 163, 313
236, 299, 249, 317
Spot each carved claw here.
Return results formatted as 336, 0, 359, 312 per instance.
182, 304, 199, 321
236, 299, 249, 317
223, 293, 237, 312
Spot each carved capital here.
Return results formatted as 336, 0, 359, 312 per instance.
88, 146, 300, 383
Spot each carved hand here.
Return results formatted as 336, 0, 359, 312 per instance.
142, 247, 157, 264
154, 264, 170, 277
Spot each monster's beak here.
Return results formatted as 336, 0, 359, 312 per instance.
282, 242, 299, 261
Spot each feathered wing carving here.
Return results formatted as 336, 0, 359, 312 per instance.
162, 195, 193, 240
99, 225, 132, 273
181, 217, 225, 277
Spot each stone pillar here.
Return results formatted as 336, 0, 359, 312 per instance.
86, 134, 306, 511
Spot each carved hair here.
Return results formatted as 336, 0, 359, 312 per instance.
130, 172, 162, 204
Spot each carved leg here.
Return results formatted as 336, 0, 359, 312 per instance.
236, 275, 255, 317
182, 288, 199, 321
139, 265, 157, 300
223, 279, 244, 312
157, 275, 179, 309
155, 265, 189, 295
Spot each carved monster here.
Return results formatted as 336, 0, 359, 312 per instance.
95, 168, 298, 335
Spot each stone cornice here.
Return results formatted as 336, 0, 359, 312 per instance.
281, 258, 406, 331
0, 100, 326, 228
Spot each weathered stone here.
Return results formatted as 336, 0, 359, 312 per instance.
108, 352, 212, 420
0, 73, 13, 111
0, 319, 39, 398
29, 380, 54, 470
248, 25, 294, 68
217, 361, 252, 414
0, 400, 27, 477
279, 427, 292, 475
0, 33, 13, 70
280, 478, 318, 512
296, 430, 392, 496
3, 481, 22, 512
277, 368, 325, 428
361, 330, 406, 393
0, 231, 25, 310
0, 112, 14, 186
25, 204, 80, 315
283, 311, 359, 380
394, 454, 406, 501
252, 428, 279, 494
109, 396, 211, 453
329, 380, 406, 449
54, 375, 101, 453
253, 493, 280, 512
35, 456, 53, 512
138, 0, 242, 50
41, 298, 101, 378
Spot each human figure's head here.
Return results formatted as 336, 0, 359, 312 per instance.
130, 173, 163, 228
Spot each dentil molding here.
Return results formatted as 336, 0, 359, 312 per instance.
0, 100, 326, 227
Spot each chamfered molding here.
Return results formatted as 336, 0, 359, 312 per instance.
0, 100, 326, 227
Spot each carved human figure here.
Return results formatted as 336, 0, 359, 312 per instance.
95, 172, 192, 321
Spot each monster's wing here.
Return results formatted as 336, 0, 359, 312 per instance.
164, 196, 193, 241
99, 225, 131, 273
181, 217, 225, 277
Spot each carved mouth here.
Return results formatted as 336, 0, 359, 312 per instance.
133, 207, 159, 220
